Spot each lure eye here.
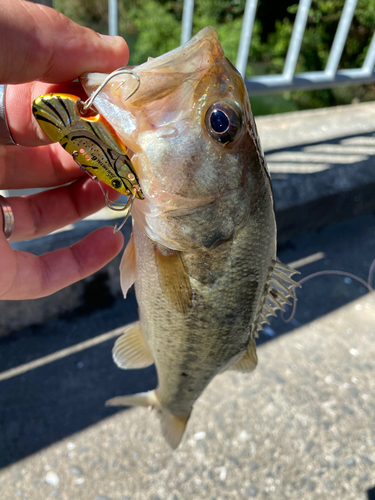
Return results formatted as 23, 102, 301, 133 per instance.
111, 178, 123, 190
205, 101, 242, 144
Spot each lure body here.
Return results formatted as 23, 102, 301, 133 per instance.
32, 93, 143, 199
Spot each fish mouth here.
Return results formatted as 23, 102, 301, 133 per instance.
128, 26, 225, 101
139, 26, 224, 70
80, 27, 248, 203
81, 26, 225, 111
80, 27, 231, 157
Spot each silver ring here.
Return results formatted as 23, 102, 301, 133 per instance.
0, 195, 15, 240
0, 85, 17, 146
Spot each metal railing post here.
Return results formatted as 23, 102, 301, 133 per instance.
325, 0, 358, 76
361, 31, 375, 75
181, 0, 195, 44
236, 0, 258, 77
282, 0, 312, 81
108, 0, 118, 37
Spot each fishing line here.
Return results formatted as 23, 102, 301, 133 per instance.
282, 258, 375, 323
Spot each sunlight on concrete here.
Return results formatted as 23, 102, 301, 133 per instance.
1, 292, 374, 500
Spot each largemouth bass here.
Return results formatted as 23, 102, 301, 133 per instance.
81, 26, 299, 449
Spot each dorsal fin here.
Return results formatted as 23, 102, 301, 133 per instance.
254, 259, 301, 335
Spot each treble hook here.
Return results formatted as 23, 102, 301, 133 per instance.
113, 186, 139, 233
72, 151, 133, 212
80, 67, 141, 113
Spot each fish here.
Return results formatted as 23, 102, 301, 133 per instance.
81, 26, 300, 449
32, 93, 143, 199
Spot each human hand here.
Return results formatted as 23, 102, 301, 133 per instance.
0, 0, 129, 300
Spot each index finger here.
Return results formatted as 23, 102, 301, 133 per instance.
0, 0, 129, 84
6, 81, 89, 146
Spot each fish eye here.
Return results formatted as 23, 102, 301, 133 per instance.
205, 101, 242, 144
111, 178, 123, 190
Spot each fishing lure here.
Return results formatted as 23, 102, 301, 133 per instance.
32, 69, 143, 231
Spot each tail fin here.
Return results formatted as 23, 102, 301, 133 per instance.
157, 408, 190, 449
106, 390, 158, 409
106, 390, 190, 449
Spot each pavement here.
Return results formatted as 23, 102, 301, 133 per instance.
260, 102, 375, 241
0, 208, 374, 500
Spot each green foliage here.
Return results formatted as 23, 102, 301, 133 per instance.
121, 0, 181, 64
53, 0, 375, 113
54, 0, 108, 33
263, 0, 375, 109
121, 0, 262, 68
54, 0, 261, 69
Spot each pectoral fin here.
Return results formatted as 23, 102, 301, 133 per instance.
112, 321, 154, 369
230, 338, 258, 372
120, 233, 137, 298
154, 248, 192, 314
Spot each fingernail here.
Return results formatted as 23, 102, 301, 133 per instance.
98, 33, 120, 44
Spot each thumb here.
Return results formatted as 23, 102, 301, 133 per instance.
0, 0, 129, 84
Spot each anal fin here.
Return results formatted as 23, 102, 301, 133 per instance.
112, 321, 154, 369
230, 338, 258, 372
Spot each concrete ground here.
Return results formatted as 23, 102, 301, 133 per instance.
0, 210, 374, 500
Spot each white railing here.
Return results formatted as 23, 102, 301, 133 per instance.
108, 0, 375, 95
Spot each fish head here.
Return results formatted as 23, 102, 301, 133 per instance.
82, 27, 265, 200
82, 27, 270, 249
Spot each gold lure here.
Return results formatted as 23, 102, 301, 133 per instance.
32, 68, 143, 232
32, 93, 143, 200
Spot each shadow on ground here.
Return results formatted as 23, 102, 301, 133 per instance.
0, 211, 374, 469
269, 130, 375, 241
